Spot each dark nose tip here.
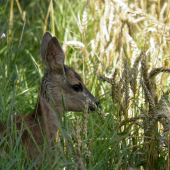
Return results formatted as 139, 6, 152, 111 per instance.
89, 100, 100, 112
95, 101, 100, 107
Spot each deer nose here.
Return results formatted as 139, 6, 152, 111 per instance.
95, 100, 100, 107
89, 100, 100, 112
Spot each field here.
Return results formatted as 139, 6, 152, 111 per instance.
0, 0, 170, 169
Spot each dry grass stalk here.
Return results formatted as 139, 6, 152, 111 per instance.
119, 47, 124, 77
50, 0, 55, 35
112, 68, 118, 80
112, 69, 118, 104
108, 2, 114, 35
144, 113, 163, 136
67, 95, 91, 169
67, 134, 76, 156
42, 0, 55, 34
155, 73, 162, 101
18, 14, 26, 50
89, 100, 105, 122
9, 0, 14, 36
75, 117, 82, 152
127, 34, 140, 65
80, 0, 89, 39
141, 79, 155, 109
160, 2, 167, 21
140, 94, 170, 150
15, 0, 25, 21
81, 94, 89, 139
130, 51, 144, 96
141, 58, 150, 92
116, 70, 125, 108
65, 41, 85, 50
84, 144, 91, 164
94, 0, 102, 14
68, 134, 85, 169
97, 73, 116, 85
123, 57, 130, 114
157, 97, 170, 148
104, 0, 110, 22
149, 67, 170, 79
96, 108, 105, 122
74, 117, 85, 170
128, 8, 170, 43
131, 51, 144, 75
117, 114, 146, 128
76, 152, 85, 170
81, 9, 88, 37
160, 117, 170, 148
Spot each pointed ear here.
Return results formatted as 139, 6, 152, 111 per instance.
41, 32, 65, 70
45, 37, 65, 70
41, 32, 52, 63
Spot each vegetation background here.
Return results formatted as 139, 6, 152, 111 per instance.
0, 0, 170, 169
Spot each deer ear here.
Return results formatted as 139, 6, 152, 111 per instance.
45, 36, 65, 70
41, 32, 65, 70
41, 32, 52, 63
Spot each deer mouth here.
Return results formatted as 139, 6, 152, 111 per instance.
89, 106, 96, 112
89, 100, 100, 112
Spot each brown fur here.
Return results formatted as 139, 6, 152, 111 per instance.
0, 32, 99, 167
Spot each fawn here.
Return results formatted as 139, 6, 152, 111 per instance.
0, 32, 99, 164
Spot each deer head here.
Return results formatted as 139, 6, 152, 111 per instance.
40, 32, 99, 115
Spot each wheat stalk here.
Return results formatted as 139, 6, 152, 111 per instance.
130, 51, 144, 96
123, 57, 130, 114
112, 69, 118, 104
141, 58, 151, 92
74, 117, 85, 170
141, 80, 155, 109
149, 67, 170, 79
97, 73, 115, 85
81, 94, 89, 139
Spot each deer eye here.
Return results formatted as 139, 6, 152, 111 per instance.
72, 84, 82, 92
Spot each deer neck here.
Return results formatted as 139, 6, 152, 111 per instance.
32, 95, 61, 140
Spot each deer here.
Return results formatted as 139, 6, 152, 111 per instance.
0, 32, 99, 166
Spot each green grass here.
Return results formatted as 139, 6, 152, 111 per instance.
0, 0, 170, 169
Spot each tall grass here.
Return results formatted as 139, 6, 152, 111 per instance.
0, 0, 170, 169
